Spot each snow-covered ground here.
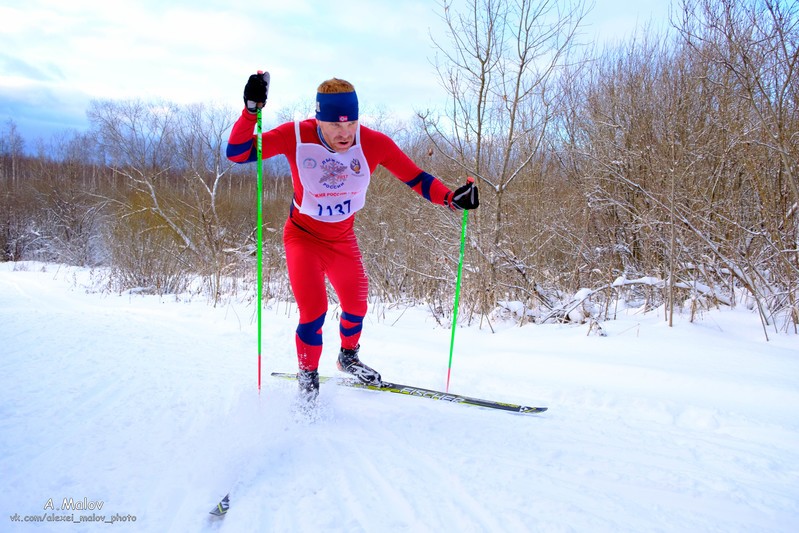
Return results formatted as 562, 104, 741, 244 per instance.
1, 262, 797, 532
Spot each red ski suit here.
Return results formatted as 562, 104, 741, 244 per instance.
227, 110, 455, 370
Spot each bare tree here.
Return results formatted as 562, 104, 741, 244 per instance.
87, 99, 254, 301
675, 0, 799, 331
420, 0, 587, 317
0, 119, 25, 187
677, 0, 799, 203
428, 0, 587, 190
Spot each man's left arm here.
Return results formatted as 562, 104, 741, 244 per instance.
368, 130, 457, 207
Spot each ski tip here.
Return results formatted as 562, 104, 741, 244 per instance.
521, 406, 548, 414
209, 494, 230, 517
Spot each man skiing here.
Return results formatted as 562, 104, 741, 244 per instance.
226, 72, 479, 401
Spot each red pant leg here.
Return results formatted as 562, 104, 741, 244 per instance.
325, 231, 368, 350
283, 219, 369, 368
284, 220, 328, 370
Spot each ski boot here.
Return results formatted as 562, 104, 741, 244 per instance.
297, 369, 320, 402
337, 345, 382, 386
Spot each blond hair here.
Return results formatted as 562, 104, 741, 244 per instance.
317, 78, 356, 94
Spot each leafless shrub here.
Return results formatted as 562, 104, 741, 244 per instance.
3, 0, 797, 337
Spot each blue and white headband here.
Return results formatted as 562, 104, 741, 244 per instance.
316, 91, 359, 122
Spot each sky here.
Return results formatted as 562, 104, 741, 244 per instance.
0, 0, 671, 145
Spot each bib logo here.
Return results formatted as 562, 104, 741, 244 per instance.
320, 158, 348, 189
302, 158, 317, 169
350, 158, 362, 174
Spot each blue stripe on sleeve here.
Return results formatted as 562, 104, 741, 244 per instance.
405, 171, 434, 201
225, 140, 257, 163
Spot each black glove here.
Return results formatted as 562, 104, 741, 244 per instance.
243, 71, 270, 113
450, 180, 479, 210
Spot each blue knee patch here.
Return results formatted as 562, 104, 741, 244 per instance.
297, 313, 326, 346
340, 311, 364, 337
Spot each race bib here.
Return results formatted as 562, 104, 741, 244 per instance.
294, 121, 371, 222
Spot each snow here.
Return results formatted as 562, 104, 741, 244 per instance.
1, 262, 798, 532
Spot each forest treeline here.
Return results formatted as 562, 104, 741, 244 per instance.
1, 0, 797, 335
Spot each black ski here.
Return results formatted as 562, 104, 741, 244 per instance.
271, 372, 547, 414
209, 493, 229, 517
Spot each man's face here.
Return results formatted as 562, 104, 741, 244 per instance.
317, 120, 358, 153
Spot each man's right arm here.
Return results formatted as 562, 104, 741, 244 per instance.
226, 111, 294, 164
226, 109, 260, 163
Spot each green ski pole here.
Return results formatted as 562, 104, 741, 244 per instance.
446, 177, 473, 392
255, 71, 265, 391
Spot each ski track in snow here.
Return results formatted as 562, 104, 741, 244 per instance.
1, 262, 798, 532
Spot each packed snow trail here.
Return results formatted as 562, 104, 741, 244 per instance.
1, 263, 797, 532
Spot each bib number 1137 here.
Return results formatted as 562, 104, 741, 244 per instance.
318, 200, 352, 217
